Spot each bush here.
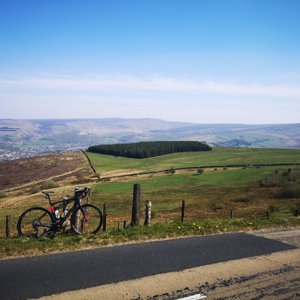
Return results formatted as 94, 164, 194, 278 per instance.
29, 185, 41, 194
259, 174, 281, 187
234, 192, 256, 203
41, 180, 59, 190
75, 174, 90, 184
0, 191, 7, 198
209, 200, 225, 212
260, 168, 300, 188
276, 183, 300, 199
166, 167, 176, 175
268, 204, 280, 212
100, 177, 111, 182
197, 168, 204, 174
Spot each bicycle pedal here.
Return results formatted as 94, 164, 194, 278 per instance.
49, 233, 56, 239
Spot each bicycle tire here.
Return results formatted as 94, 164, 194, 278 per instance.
71, 204, 103, 234
17, 207, 55, 238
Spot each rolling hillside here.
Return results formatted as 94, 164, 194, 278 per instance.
1, 148, 300, 240
86, 147, 300, 176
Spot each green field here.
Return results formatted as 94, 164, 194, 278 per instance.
91, 166, 298, 219
1, 147, 300, 258
88, 147, 300, 225
86, 147, 300, 175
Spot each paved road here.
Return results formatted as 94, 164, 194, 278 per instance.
0, 233, 295, 300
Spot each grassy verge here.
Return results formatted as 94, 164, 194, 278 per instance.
1, 212, 299, 259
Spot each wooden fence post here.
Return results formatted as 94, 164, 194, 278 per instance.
6, 215, 10, 238
295, 209, 299, 217
181, 200, 185, 222
103, 204, 107, 231
144, 201, 152, 226
123, 221, 127, 229
131, 184, 141, 226
75, 210, 82, 233
230, 210, 234, 219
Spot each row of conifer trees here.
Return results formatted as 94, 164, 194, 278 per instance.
88, 141, 211, 158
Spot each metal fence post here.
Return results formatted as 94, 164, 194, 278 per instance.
6, 215, 10, 238
181, 200, 185, 222
103, 204, 107, 231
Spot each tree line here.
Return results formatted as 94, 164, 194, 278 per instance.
88, 141, 212, 158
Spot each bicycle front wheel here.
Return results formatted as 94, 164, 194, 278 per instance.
17, 207, 54, 238
71, 204, 103, 234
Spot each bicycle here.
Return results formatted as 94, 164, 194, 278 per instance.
17, 187, 103, 238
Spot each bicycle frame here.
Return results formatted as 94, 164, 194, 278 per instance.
17, 187, 102, 238
43, 188, 90, 232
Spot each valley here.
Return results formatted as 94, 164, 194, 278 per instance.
0, 147, 300, 258
1, 119, 300, 161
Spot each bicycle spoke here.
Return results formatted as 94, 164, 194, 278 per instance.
18, 207, 54, 238
72, 204, 102, 234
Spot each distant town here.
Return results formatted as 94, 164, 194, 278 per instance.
0, 143, 88, 161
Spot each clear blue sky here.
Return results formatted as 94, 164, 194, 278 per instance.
1, 0, 300, 123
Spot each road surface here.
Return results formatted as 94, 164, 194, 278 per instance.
0, 232, 296, 300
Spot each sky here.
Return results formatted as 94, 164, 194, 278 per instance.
1, 0, 300, 124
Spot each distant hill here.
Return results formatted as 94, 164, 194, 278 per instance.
0, 118, 192, 144
0, 118, 300, 160
128, 123, 300, 149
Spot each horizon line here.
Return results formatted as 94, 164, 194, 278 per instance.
0, 117, 299, 126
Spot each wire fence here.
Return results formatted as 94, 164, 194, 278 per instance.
1, 185, 300, 238
3, 203, 299, 239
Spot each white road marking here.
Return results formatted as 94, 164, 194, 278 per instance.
177, 293, 207, 300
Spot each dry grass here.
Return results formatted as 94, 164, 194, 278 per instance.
0, 152, 96, 191
1, 151, 300, 240
0, 151, 98, 238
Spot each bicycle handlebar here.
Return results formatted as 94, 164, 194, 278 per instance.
75, 187, 90, 198
42, 187, 90, 206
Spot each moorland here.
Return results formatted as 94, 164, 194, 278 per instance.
0, 146, 300, 257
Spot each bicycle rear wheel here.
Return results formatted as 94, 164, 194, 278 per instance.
71, 204, 103, 234
17, 207, 54, 238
